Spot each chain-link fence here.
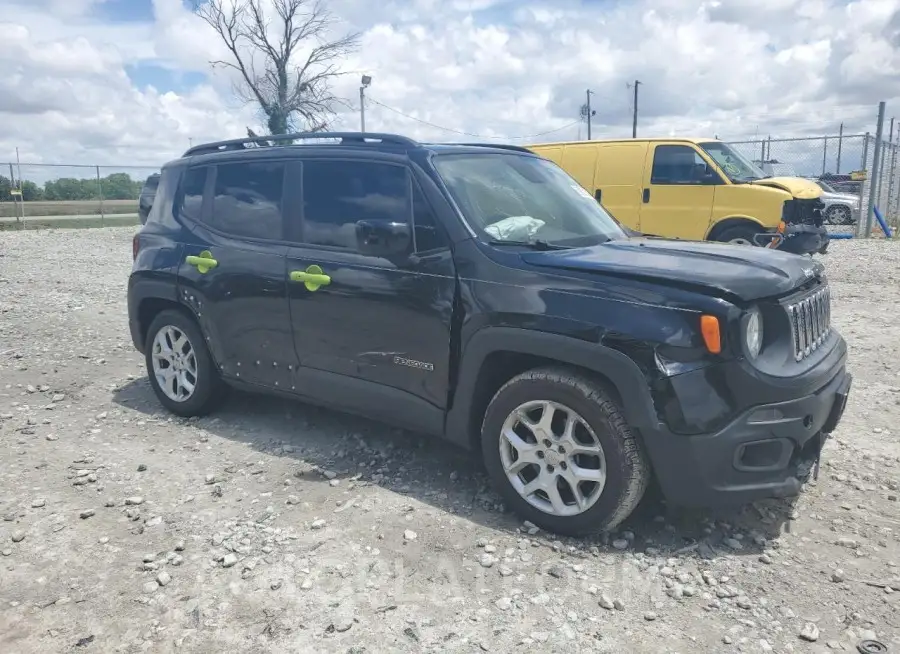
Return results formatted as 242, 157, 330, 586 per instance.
725, 133, 899, 236
0, 163, 160, 228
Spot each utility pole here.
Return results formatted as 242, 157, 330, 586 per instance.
360, 75, 372, 132
632, 80, 641, 138
586, 89, 594, 140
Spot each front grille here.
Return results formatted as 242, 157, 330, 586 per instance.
786, 285, 832, 361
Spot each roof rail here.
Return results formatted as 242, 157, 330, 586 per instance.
450, 142, 535, 154
183, 132, 419, 157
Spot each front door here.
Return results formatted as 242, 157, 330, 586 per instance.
638, 143, 718, 240
176, 160, 297, 390
284, 157, 456, 434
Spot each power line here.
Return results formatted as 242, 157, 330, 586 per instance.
366, 97, 580, 140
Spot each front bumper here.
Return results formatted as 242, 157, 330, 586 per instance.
642, 355, 852, 508
777, 223, 830, 255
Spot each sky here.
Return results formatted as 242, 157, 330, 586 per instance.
0, 0, 899, 174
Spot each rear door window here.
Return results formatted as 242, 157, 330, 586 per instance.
211, 161, 286, 240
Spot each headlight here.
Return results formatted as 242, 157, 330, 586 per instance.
745, 308, 763, 358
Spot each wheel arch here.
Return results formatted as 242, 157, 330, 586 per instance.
128, 276, 198, 353
705, 216, 767, 241
445, 327, 659, 451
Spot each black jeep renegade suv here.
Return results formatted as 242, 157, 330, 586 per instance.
128, 132, 852, 536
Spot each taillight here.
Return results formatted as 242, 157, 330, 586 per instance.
133, 234, 140, 261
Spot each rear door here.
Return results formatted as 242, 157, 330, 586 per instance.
637, 143, 718, 240
283, 156, 457, 434
176, 159, 298, 389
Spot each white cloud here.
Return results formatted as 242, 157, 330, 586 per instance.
0, 0, 898, 177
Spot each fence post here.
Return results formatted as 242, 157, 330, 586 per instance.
759, 139, 765, 164
888, 140, 898, 223
766, 135, 772, 160
96, 165, 104, 227
858, 133, 870, 233
865, 102, 886, 238
822, 137, 828, 176
836, 122, 843, 173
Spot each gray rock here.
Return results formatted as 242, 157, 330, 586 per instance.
479, 554, 496, 568
498, 565, 514, 577
831, 569, 845, 583
174, 539, 185, 552
222, 553, 238, 568
403, 529, 417, 541
723, 636, 733, 644
736, 596, 752, 609
310, 519, 326, 530
613, 599, 625, 610
724, 537, 743, 550
333, 618, 352, 632
799, 622, 820, 642
11, 530, 25, 543
31, 499, 46, 508
157, 571, 172, 586
124, 496, 144, 506
598, 595, 615, 610
611, 538, 629, 550
79, 509, 95, 519
137, 464, 147, 472
759, 554, 773, 564
271, 580, 283, 590
495, 597, 512, 611
142, 581, 158, 594
644, 612, 657, 621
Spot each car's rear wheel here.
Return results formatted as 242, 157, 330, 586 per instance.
481, 368, 650, 536
145, 309, 225, 417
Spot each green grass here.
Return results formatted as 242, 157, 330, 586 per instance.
0, 215, 140, 231
0, 199, 138, 218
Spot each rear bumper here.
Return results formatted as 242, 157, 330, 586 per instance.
643, 359, 852, 508
778, 223, 829, 255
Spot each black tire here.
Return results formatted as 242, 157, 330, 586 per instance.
481, 368, 651, 536
144, 309, 226, 417
714, 224, 764, 246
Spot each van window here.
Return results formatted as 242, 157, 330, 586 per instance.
650, 145, 711, 185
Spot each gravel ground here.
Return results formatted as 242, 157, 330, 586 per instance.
0, 227, 898, 654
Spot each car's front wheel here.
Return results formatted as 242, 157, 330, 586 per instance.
145, 309, 225, 417
481, 368, 651, 536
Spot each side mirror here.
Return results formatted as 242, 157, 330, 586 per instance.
355, 220, 412, 257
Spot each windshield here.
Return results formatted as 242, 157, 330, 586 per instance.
816, 180, 836, 193
433, 153, 625, 247
699, 142, 768, 183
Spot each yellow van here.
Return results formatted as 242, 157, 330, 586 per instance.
526, 138, 829, 255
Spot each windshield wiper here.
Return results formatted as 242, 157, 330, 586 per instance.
488, 239, 571, 250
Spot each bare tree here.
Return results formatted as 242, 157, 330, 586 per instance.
194, 0, 360, 134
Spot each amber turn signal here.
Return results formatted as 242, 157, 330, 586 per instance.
700, 315, 722, 354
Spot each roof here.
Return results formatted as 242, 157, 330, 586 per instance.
528, 137, 719, 148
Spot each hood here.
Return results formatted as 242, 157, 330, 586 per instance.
749, 176, 822, 199
820, 191, 859, 203
519, 238, 824, 302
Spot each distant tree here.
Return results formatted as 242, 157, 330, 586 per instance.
194, 0, 359, 134
101, 172, 141, 200
21, 180, 43, 201
0, 175, 11, 202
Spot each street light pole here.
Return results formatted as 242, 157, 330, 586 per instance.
360, 75, 372, 132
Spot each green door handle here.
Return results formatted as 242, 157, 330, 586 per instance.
290, 265, 331, 291
185, 251, 218, 273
